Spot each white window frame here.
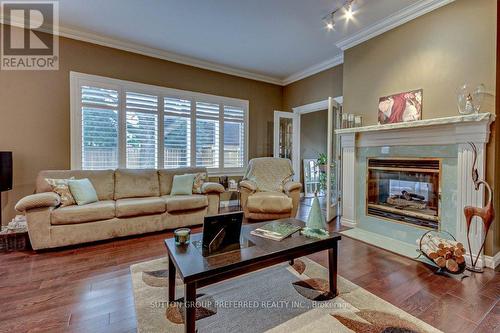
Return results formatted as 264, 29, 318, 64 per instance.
70, 71, 249, 176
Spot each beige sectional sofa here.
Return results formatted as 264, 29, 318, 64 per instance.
15, 167, 224, 250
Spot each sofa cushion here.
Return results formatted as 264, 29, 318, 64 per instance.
171, 174, 196, 196
68, 178, 99, 206
163, 195, 208, 213
37, 170, 115, 200
114, 169, 160, 199
51, 200, 116, 225
158, 167, 207, 195
246, 192, 292, 214
116, 197, 166, 218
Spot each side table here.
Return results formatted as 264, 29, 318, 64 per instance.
219, 188, 241, 212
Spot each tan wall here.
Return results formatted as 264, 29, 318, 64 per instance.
0, 32, 282, 224
299, 110, 328, 184
282, 65, 343, 188
343, 0, 496, 123
283, 65, 343, 111
343, 0, 497, 255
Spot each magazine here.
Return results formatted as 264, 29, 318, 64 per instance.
250, 222, 302, 241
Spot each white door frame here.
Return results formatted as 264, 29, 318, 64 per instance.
273, 111, 301, 181
292, 97, 343, 221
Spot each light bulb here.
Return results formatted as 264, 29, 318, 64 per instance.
345, 3, 354, 20
324, 14, 335, 30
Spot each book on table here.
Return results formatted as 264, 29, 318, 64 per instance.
250, 222, 302, 241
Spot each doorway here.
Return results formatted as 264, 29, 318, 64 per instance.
274, 97, 342, 222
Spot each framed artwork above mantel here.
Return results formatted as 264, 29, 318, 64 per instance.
378, 89, 423, 125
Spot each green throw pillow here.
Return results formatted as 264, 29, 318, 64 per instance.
68, 178, 99, 205
171, 174, 196, 196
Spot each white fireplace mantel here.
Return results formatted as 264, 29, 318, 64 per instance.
336, 113, 495, 148
336, 112, 496, 268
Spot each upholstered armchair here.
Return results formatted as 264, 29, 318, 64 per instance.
240, 157, 302, 220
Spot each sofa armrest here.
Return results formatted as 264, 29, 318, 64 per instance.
201, 182, 225, 194
239, 180, 257, 192
284, 181, 302, 194
15, 192, 60, 212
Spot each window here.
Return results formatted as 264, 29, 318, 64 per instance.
80, 86, 119, 170
164, 97, 191, 168
224, 106, 245, 168
71, 72, 248, 175
196, 102, 220, 168
125, 92, 158, 168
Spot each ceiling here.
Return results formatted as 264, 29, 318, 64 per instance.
55, 0, 451, 85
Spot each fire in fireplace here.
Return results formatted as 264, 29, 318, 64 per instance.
366, 158, 441, 229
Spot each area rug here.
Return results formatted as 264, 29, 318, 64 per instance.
130, 257, 441, 333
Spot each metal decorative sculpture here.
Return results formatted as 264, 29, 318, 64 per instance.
464, 143, 495, 272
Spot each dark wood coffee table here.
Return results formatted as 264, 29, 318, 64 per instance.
164, 218, 341, 333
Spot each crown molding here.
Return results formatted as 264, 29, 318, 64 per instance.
282, 53, 344, 86
336, 0, 455, 51
58, 26, 285, 86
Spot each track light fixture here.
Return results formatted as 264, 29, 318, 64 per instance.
322, 0, 356, 30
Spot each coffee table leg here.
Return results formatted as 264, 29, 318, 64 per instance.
328, 242, 338, 297
168, 254, 176, 304
184, 282, 196, 333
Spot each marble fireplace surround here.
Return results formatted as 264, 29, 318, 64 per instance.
335, 113, 496, 268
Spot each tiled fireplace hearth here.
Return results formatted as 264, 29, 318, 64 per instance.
336, 113, 495, 268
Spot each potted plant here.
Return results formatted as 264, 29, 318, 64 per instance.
317, 153, 327, 173
317, 153, 327, 193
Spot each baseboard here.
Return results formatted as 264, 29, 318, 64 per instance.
484, 251, 500, 269
455, 250, 499, 270
340, 217, 357, 228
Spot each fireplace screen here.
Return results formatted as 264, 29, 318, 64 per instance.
367, 158, 440, 229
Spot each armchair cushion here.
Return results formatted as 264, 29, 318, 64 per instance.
15, 192, 60, 212
246, 192, 292, 214
284, 181, 302, 194
201, 182, 224, 194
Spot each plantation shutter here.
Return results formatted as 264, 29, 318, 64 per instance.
195, 102, 220, 168
80, 85, 119, 170
164, 97, 191, 168
223, 105, 245, 168
125, 92, 158, 168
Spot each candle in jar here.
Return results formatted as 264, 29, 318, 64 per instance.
174, 228, 191, 245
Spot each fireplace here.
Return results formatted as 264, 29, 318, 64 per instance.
366, 158, 441, 229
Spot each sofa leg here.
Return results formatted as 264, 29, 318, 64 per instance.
289, 259, 295, 266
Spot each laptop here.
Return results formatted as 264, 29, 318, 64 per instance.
200, 212, 244, 257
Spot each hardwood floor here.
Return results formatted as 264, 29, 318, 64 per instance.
0, 199, 498, 333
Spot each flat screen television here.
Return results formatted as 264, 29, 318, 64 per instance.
0, 152, 13, 192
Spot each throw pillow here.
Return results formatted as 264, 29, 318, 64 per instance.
45, 177, 76, 207
171, 174, 196, 196
68, 178, 99, 205
192, 172, 207, 194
